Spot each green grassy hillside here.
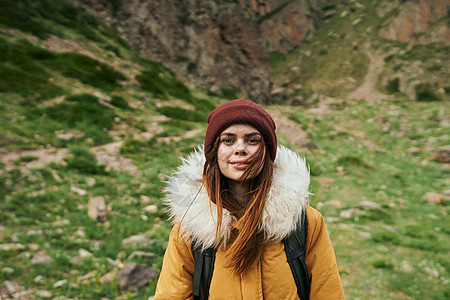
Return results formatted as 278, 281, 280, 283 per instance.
0, 0, 448, 299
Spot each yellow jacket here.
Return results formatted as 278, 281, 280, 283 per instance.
154, 146, 345, 299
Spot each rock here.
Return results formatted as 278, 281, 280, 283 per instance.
53, 279, 67, 288
71, 248, 93, 265
340, 208, 365, 219
51, 170, 62, 182
435, 145, 450, 163
443, 190, 450, 200
93, 91, 111, 102
76, 227, 86, 238
407, 147, 421, 156
425, 267, 439, 277
423, 192, 443, 204
99, 100, 115, 110
79, 248, 93, 258
0, 243, 26, 251
2, 267, 14, 274
36, 290, 53, 298
122, 232, 155, 248
290, 66, 300, 72
323, 10, 337, 19
157, 173, 168, 181
99, 270, 117, 283
128, 251, 156, 260
29, 243, 39, 251
1, 281, 33, 299
117, 263, 158, 291
325, 200, 344, 208
358, 201, 382, 210
359, 231, 372, 239
140, 195, 151, 205
52, 219, 70, 226
78, 270, 98, 281
31, 250, 53, 264
301, 140, 318, 149
289, 96, 304, 106
86, 177, 96, 186
351, 18, 362, 26
107, 257, 122, 267
324, 217, 340, 223
379, 0, 448, 44
270, 87, 286, 96
55, 132, 74, 141
71, 185, 88, 196
144, 205, 158, 214
88, 196, 107, 222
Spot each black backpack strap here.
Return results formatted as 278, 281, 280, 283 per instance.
283, 209, 310, 300
191, 241, 216, 300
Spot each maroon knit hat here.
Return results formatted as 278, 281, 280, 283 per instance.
204, 99, 277, 161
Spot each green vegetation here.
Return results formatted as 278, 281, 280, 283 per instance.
65, 145, 107, 175
284, 98, 449, 299
0, 0, 448, 299
0, 0, 128, 46
136, 60, 192, 101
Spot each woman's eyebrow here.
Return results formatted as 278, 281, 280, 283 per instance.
245, 132, 261, 137
220, 132, 236, 137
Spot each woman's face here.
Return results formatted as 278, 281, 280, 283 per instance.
217, 124, 263, 183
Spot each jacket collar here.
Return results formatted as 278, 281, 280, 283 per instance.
164, 146, 310, 249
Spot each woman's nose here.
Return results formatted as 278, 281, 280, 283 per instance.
234, 140, 247, 155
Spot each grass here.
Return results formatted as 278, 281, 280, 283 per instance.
0, 0, 449, 299
285, 98, 449, 299
136, 60, 193, 102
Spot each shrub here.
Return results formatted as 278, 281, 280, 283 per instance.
386, 78, 400, 94
136, 61, 192, 101
43, 52, 126, 91
415, 83, 440, 101
45, 94, 115, 128
111, 95, 130, 109
371, 230, 400, 244
65, 145, 106, 174
156, 106, 206, 122
371, 258, 394, 269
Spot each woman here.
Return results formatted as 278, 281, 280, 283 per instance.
154, 99, 345, 299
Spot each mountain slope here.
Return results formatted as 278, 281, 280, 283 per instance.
0, 1, 448, 299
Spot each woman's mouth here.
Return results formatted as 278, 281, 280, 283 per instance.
230, 161, 250, 170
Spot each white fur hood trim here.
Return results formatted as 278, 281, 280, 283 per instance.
164, 146, 310, 248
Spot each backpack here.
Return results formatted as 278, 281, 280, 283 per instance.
191, 210, 310, 300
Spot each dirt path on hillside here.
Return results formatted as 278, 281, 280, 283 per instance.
0, 126, 207, 176
348, 46, 389, 102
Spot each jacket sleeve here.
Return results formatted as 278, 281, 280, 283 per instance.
153, 223, 195, 300
305, 206, 345, 299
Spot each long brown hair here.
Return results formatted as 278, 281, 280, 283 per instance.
203, 131, 274, 275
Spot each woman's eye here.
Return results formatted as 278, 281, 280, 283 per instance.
247, 139, 261, 145
221, 139, 234, 144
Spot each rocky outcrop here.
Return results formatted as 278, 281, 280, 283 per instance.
71, 0, 271, 99
70, 0, 327, 99
240, 0, 327, 53
379, 0, 449, 45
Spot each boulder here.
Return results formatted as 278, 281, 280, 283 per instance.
88, 196, 107, 222
117, 263, 158, 291
122, 232, 155, 248
340, 208, 365, 219
435, 145, 450, 163
358, 201, 382, 210
423, 192, 443, 204
31, 251, 53, 264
